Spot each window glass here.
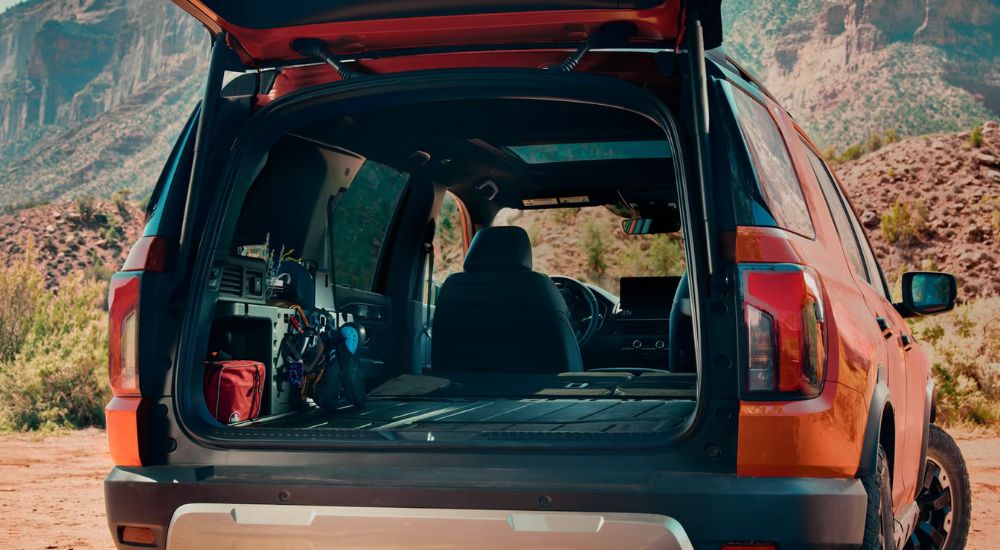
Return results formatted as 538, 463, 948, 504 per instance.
491, 206, 685, 296
432, 192, 467, 282
506, 140, 672, 164
802, 143, 868, 281
846, 199, 890, 299
331, 159, 408, 290
729, 88, 815, 238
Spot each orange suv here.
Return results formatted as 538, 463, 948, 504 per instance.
104, 1, 969, 549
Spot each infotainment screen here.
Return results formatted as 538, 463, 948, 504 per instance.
618, 276, 681, 313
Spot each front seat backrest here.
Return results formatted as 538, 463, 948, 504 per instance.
432, 226, 583, 374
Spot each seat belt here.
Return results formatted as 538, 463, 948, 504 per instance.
423, 241, 434, 338
422, 220, 436, 339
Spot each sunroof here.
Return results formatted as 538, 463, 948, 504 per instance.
506, 140, 671, 164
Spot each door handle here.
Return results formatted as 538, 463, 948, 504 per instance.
876, 316, 893, 339
901, 333, 913, 350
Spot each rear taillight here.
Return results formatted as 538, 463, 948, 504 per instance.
122, 235, 168, 272
107, 237, 167, 466
741, 265, 827, 399
108, 276, 140, 396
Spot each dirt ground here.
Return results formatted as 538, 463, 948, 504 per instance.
0, 428, 997, 550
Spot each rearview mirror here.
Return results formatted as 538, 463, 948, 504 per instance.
898, 272, 956, 317
621, 217, 679, 235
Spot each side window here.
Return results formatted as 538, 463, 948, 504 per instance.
847, 204, 890, 299
331, 159, 408, 290
729, 87, 815, 238
802, 143, 869, 281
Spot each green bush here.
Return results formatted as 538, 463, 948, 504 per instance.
921, 323, 945, 346
838, 144, 864, 163
581, 220, 607, 276
880, 201, 927, 244
884, 129, 900, 144
865, 132, 882, 153
0, 252, 109, 431
0, 247, 46, 363
969, 125, 984, 148
75, 196, 96, 221
112, 189, 132, 218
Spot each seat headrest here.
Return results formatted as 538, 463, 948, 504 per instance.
463, 226, 533, 272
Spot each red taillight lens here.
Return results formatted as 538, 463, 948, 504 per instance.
108, 276, 140, 396
742, 265, 826, 398
121, 235, 168, 272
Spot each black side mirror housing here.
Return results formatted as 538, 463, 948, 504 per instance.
896, 271, 957, 318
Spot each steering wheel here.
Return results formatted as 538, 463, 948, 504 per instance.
550, 276, 601, 347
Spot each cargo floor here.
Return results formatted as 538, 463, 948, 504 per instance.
250, 371, 697, 434
252, 397, 696, 433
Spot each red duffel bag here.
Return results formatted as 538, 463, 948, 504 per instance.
204, 359, 265, 424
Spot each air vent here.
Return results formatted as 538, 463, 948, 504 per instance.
244, 270, 264, 297
219, 265, 243, 296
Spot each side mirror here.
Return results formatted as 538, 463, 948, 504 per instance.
897, 271, 957, 317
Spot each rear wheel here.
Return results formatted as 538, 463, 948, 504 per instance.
861, 445, 894, 549
908, 425, 971, 549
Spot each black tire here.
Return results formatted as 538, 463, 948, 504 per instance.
861, 445, 895, 549
908, 425, 971, 549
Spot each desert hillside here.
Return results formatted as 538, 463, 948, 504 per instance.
836, 122, 1000, 298
0, 196, 142, 289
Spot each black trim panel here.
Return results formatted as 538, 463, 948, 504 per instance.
106, 465, 866, 549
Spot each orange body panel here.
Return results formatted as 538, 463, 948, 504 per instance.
738, 381, 867, 477
105, 396, 144, 467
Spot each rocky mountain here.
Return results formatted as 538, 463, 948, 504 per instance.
723, 0, 999, 149
0, 197, 143, 289
0, 0, 205, 208
837, 121, 1000, 298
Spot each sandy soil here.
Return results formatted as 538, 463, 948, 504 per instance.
0, 428, 997, 550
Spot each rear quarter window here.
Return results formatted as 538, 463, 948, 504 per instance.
728, 86, 815, 239
332, 160, 409, 290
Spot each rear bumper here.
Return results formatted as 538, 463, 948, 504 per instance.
106, 466, 867, 549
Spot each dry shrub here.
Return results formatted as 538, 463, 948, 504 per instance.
0, 250, 109, 431
0, 245, 46, 363
880, 200, 927, 244
911, 298, 1000, 429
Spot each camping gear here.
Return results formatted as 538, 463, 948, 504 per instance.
204, 357, 265, 424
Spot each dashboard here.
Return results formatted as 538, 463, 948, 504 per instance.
581, 276, 682, 370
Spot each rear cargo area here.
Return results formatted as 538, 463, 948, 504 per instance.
183, 84, 702, 446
